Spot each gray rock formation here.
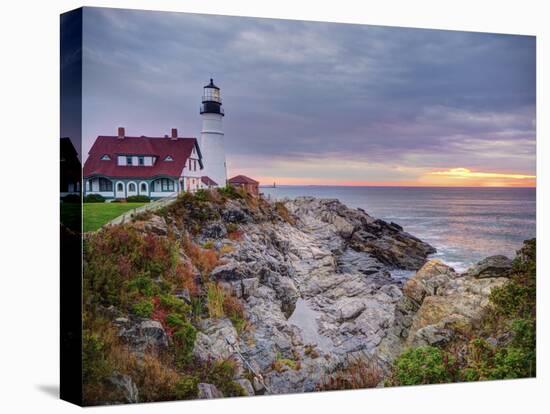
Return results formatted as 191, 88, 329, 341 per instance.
108, 372, 139, 403
464, 255, 512, 279
191, 196, 438, 394
115, 318, 168, 355
197, 383, 224, 399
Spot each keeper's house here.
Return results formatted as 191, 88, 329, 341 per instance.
83, 127, 206, 199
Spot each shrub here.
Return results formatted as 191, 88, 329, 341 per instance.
274, 201, 295, 225
319, 358, 382, 391
391, 346, 455, 386
223, 295, 246, 332
166, 313, 186, 328
206, 359, 245, 397
174, 375, 199, 400
193, 189, 211, 202
489, 240, 536, 320
159, 294, 191, 315
207, 283, 225, 319
202, 240, 214, 249
173, 322, 197, 368
132, 299, 154, 318
84, 225, 181, 310
164, 192, 219, 232
182, 237, 220, 276
82, 331, 112, 384
127, 273, 158, 297
126, 195, 150, 203
84, 194, 105, 203
218, 185, 243, 200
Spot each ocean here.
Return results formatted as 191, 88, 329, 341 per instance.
262, 186, 536, 272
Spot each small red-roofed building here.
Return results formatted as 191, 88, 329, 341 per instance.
200, 176, 218, 189
228, 175, 260, 197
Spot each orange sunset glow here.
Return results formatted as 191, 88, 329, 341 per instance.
235, 167, 536, 188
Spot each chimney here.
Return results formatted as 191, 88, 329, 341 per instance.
171, 128, 178, 140
117, 127, 125, 139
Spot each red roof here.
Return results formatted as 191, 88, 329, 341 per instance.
228, 175, 259, 185
83, 135, 202, 179
201, 176, 218, 186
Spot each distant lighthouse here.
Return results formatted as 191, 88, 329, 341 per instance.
200, 78, 226, 187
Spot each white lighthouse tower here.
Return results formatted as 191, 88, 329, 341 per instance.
200, 78, 226, 187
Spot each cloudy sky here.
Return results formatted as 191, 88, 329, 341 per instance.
79, 7, 536, 187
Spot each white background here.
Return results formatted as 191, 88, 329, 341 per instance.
0, 0, 547, 412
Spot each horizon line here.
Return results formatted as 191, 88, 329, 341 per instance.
257, 184, 536, 189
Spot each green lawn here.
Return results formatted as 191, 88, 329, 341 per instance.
83, 202, 146, 232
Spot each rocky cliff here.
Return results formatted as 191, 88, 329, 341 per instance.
83, 190, 529, 403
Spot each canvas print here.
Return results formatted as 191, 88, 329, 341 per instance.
60, 7, 536, 406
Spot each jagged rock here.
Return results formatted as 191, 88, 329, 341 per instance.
143, 214, 168, 236
338, 300, 366, 321
117, 318, 168, 354
403, 260, 457, 304
193, 318, 240, 362
211, 260, 251, 281
108, 372, 139, 403
465, 255, 512, 279
222, 207, 250, 223
236, 379, 255, 396
197, 383, 223, 399
201, 221, 227, 239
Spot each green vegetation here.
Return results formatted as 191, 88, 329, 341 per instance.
126, 195, 151, 203
84, 194, 106, 203
132, 299, 154, 318
318, 358, 382, 391
173, 322, 198, 367
206, 282, 225, 319
391, 347, 455, 386
83, 202, 146, 232
217, 185, 243, 200
83, 216, 250, 404
389, 239, 536, 386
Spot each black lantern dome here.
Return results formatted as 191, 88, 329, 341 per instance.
200, 78, 224, 116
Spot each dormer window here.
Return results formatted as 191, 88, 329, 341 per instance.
164, 155, 173, 161
138, 156, 144, 166
100, 154, 111, 161
126, 156, 133, 165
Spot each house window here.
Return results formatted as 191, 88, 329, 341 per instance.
161, 178, 174, 192
98, 177, 113, 192
194, 160, 197, 171
117, 182, 123, 192
164, 155, 173, 161
100, 154, 111, 161
126, 156, 133, 165
138, 156, 144, 166
140, 183, 147, 193
128, 183, 136, 192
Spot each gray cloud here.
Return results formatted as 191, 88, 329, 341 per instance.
81, 7, 536, 180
